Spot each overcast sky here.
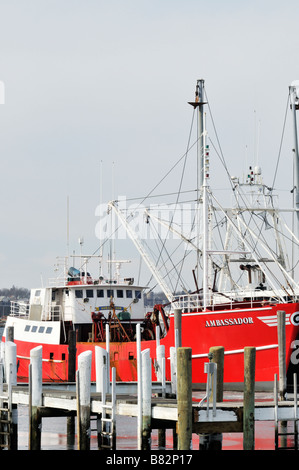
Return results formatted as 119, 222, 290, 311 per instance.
0, 0, 298, 289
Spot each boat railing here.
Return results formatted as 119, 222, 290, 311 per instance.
176, 289, 279, 312
48, 277, 68, 287
10, 301, 30, 318
41, 305, 63, 321
10, 301, 63, 321
48, 275, 137, 287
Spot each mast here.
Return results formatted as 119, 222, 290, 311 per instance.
188, 79, 206, 189
202, 113, 210, 309
290, 81, 299, 238
188, 80, 209, 308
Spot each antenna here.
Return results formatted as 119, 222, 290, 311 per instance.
99, 160, 103, 277
67, 196, 70, 261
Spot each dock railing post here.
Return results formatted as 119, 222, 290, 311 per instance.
95, 346, 109, 394
277, 310, 287, 401
174, 308, 182, 348
29, 345, 43, 450
177, 347, 192, 450
155, 344, 166, 448
156, 344, 165, 386
111, 367, 116, 449
170, 347, 177, 396
243, 346, 256, 451
199, 346, 224, 450
77, 350, 92, 450
105, 324, 110, 384
95, 346, 109, 449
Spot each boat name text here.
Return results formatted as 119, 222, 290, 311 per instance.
205, 317, 253, 328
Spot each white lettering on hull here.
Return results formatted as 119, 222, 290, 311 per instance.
205, 317, 254, 327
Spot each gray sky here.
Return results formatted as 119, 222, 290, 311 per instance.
0, 0, 298, 289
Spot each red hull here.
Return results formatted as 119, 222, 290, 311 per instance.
5, 302, 299, 387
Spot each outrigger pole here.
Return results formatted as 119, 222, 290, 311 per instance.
290, 81, 299, 238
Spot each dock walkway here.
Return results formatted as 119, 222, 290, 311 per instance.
1, 312, 298, 451
1, 380, 298, 450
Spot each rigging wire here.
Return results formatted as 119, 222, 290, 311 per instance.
81, 84, 296, 299
143, 107, 197, 291
202, 85, 298, 296
272, 93, 290, 190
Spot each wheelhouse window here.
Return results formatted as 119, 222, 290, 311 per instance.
75, 290, 83, 298
135, 290, 142, 299
86, 289, 94, 298
126, 290, 132, 298
107, 289, 114, 298
117, 289, 123, 298
97, 289, 104, 298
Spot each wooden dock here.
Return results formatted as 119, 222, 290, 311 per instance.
1, 312, 298, 451
1, 379, 299, 451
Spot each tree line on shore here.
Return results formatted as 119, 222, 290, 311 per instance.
0, 286, 30, 300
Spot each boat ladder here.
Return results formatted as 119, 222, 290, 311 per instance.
100, 403, 115, 450
274, 373, 299, 450
99, 368, 116, 450
0, 400, 11, 450
0, 361, 13, 450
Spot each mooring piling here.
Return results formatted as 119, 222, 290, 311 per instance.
243, 346, 256, 450
29, 345, 43, 450
177, 347, 192, 450
77, 350, 92, 450
199, 345, 225, 450
141, 348, 152, 450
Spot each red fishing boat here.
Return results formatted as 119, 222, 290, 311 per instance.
3, 79, 299, 390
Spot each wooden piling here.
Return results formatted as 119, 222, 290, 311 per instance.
77, 350, 92, 450
209, 346, 224, 402
29, 346, 43, 450
202, 346, 224, 450
141, 349, 152, 450
177, 347, 192, 450
243, 346, 256, 450
277, 310, 287, 401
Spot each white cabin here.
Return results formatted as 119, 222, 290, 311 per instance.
27, 279, 146, 326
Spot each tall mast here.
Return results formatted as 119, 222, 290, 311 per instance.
202, 113, 210, 309
189, 80, 209, 308
290, 81, 299, 238
188, 79, 206, 189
